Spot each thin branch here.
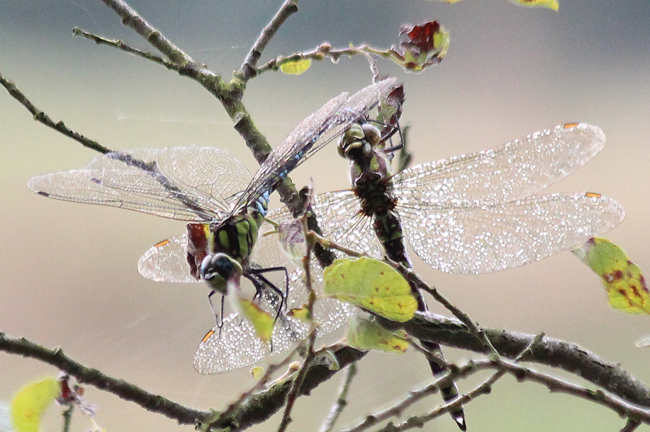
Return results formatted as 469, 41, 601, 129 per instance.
0, 333, 208, 424
197, 344, 367, 431
240, 0, 299, 81
495, 359, 650, 425
0, 73, 111, 154
621, 419, 641, 432
256, 44, 368, 76
98, 0, 195, 65
72, 28, 179, 72
342, 359, 503, 432
277, 213, 320, 432
319, 363, 358, 432
402, 312, 650, 408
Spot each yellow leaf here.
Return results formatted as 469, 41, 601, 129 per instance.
280, 59, 311, 75
323, 257, 418, 322
10, 377, 60, 432
286, 305, 312, 323
346, 316, 409, 353
508, 0, 559, 11
573, 237, 650, 314
250, 366, 266, 381
237, 298, 275, 342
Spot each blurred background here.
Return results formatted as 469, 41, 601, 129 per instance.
1, 1, 649, 431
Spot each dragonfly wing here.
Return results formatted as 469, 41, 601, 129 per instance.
310, 190, 385, 259
400, 192, 625, 274
236, 78, 399, 209
393, 123, 605, 205
194, 310, 308, 375
28, 146, 251, 221
138, 234, 200, 283
257, 208, 359, 335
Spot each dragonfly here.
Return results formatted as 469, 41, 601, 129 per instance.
308, 122, 625, 276
272, 121, 626, 430
27, 77, 399, 374
334, 90, 467, 430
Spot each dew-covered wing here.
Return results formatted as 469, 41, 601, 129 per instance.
193, 259, 357, 374
28, 146, 251, 221
399, 192, 625, 274
305, 190, 386, 260
392, 123, 605, 206
234, 78, 399, 210
138, 234, 199, 283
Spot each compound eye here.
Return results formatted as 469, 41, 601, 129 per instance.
200, 253, 242, 293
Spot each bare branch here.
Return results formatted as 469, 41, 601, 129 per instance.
197, 345, 367, 431
0, 72, 112, 154
319, 363, 358, 432
403, 312, 650, 408
98, 0, 195, 65
0, 333, 208, 424
240, 0, 299, 80
72, 28, 180, 72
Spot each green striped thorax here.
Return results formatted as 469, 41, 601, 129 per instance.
186, 192, 269, 294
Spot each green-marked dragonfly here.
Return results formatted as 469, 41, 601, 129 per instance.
27, 77, 398, 374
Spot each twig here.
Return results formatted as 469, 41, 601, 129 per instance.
72, 28, 180, 72
319, 363, 358, 432
0, 73, 111, 154
214, 341, 306, 424
398, 264, 498, 356
402, 312, 650, 408
240, 0, 299, 80
62, 405, 74, 432
621, 419, 641, 432
342, 359, 499, 432
0, 333, 208, 424
277, 213, 320, 432
256, 44, 369, 76
98, 0, 194, 65
197, 344, 367, 431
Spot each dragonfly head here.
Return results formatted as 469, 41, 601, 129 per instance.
338, 123, 382, 162
200, 253, 243, 294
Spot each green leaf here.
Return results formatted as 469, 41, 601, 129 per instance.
346, 316, 409, 353
508, 0, 559, 11
11, 377, 59, 432
323, 257, 418, 322
573, 237, 649, 314
237, 298, 275, 342
280, 59, 311, 75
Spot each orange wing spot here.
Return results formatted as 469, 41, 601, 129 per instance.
585, 192, 602, 198
563, 122, 580, 129
154, 239, 171, 248
201, 329, 216, 343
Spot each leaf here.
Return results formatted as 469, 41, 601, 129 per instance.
250, 366, 266, 381
286, 305, 312, 323
388, 21, 449, 72
573, 237, 650, 314
346, 316, 409, 353
323, 257, 418, 322
280, 59, 311, 75
237, 298, 275, 343
10, 377, 60, 432
508, 0, 559, 11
